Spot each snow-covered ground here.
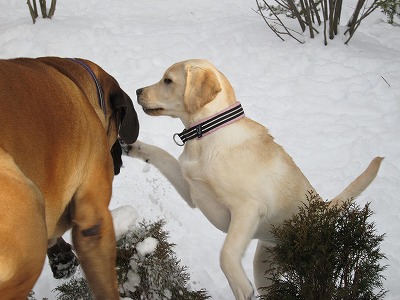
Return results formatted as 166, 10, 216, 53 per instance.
1, 0, 399, 299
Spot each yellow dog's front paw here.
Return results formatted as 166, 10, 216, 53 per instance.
125, 140, 151, 163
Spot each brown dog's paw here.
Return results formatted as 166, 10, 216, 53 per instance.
47, 238, 79, 279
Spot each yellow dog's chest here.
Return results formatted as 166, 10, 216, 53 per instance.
180, 152, 232, 233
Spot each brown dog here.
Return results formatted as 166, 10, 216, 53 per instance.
0, 57, 139, 299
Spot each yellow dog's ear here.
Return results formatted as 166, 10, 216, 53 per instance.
184, 67, 221, 114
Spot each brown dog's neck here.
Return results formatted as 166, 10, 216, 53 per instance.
67, 58, 107, 116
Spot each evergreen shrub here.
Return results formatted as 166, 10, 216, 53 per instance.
53, 220, 210, 300
379, 0, 400, 24
260, 192, 387, 300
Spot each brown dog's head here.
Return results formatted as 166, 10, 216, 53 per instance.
39, 57, 139, 174
98, 67, 139, 175
75, 59, 140, 147
136, 59, 236, 125
79, 59, 139, 174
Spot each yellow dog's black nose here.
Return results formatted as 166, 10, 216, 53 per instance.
136, 88, 143, 96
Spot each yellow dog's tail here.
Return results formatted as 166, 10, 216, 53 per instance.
329, 157, 384, 207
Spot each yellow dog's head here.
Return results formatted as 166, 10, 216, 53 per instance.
136, 59, 236, 126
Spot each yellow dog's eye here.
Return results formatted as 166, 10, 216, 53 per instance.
164, 78, 173, 85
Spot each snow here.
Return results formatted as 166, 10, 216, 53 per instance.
136, 237, 159, 257
0, 0, 399, 299
122, 270, 141, 295
111, 205, 139, 240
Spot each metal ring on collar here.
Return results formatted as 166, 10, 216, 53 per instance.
173, 133, 185, 146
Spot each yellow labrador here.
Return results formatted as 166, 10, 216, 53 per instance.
127, 59, 382, 300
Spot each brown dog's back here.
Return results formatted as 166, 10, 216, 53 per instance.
0, 58, 108, 238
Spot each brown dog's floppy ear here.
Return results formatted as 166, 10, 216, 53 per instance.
184, 67, 222, 114
110, 140, 123, 175
111, 91, 140, 144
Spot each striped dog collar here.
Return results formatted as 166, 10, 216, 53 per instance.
173, 102, 245, 146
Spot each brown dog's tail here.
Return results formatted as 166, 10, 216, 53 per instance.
329, 157, 384, 207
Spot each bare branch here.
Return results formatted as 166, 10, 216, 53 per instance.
39, 0, 47, 18
26, 0, 38, 24
345, 0, 380, 43
260, 0, 305, 43
381, 76, 391, 87
255, 0, 377, 45
254, 1, 285, 41
48, 0, 57, 19
332, 0, 343, 35
320, 0, 328, 45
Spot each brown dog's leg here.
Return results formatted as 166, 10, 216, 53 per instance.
0, 151, 47, 299
71, 172, 119, 300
